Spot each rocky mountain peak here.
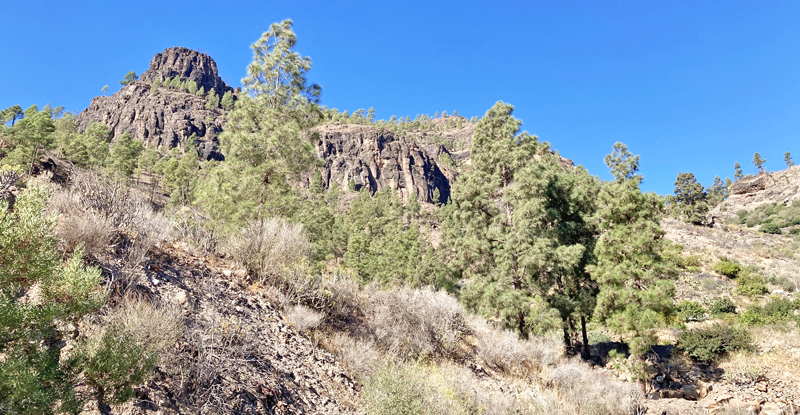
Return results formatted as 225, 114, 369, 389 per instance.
76, 47, 233, 160
140, 47, 233, 97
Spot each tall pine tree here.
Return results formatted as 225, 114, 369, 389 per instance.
590, 143, 677, 392
446, 102, 597, 344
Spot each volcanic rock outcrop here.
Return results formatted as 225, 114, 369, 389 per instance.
311, 124, 458, 204
76, 47, 233, 160
707, 165, 800, 224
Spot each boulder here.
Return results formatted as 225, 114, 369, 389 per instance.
761, 402, 783, 415
681, 385, 700, 400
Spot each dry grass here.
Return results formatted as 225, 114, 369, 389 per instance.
220, 218, 309, 282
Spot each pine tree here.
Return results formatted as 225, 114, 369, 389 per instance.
672, 172, 708, 224
187, 81, 199, 95
106, 132, 144, 180
241, 19, 321, 108
205, 89, 220, 109
445, 102, 597, 343
785, 151, 795, 167
221, 90, 235, 111
101, 85, 109, 96
194, 20, 322, 233
3, 105, 55, 172
161, 142, 199, 206
119, 71, 137, 86
150, 78, 161, 95
724, 177, 733, 196
705, 175, 725, 207
753, 152, 766, 173
590, 147, 677, 392
734, 162, 744, 180
604, 142, 641, 183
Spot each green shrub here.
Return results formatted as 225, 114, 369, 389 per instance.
677, 324, 753, 364
69, 327, 158, 405
363, 363, 475, 415
790, 228, 800, 235
713, 260, 741, 278
746, 218, 757, 228
587, 330, 613, 345
735, 271, 769, 298
710, 298, 737, 315
760, 223, 782, 234
739, 298, 799, 326
0, 186, 155, 413
676, 300, 706, 322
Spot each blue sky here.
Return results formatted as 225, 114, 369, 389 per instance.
2, 1, 798, 195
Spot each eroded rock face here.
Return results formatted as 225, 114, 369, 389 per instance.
140, 47, 233, 97
311, 124, 457, 204
76, 47, 232, 160
707, 166, 800, 225
729, 172, 776, 195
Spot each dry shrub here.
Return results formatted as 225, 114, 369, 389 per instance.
56, 171, 171, 266
365, 285, 473, 360
221, 218, 309, 282
285, 305, 323, 333
107, 296, 183, 357
168, 313, 257, 405
471, 318, 564, 375
440, 363, 522, 415
362, 361, 479, 415
549, 358, 643, 415
172, 206, 219, 253
55, 207, 114, 258
326, 333, 383, 378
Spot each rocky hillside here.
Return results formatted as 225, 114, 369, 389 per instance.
708, 166, 800, 227
76, 47, 232, 160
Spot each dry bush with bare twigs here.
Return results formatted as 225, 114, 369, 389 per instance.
55, 207, 114, 259
107, 296, 184, 358
549, 358, 644, 415
285, 305, 323, 333
51, 171, 171, 266
326, 333, 383, 378
365, 285, 473, 361
471, 317, 564, 376
220, 218, 309, 282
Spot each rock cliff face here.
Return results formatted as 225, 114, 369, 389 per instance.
707, 166, 800, 224
311, 124, 457, 204
310, 122, 576, 205
76, 47, 232, 160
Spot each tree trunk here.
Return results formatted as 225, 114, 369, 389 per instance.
518, 311, 528, 340
580, 315, 590, 360
568, 316, 578, 352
